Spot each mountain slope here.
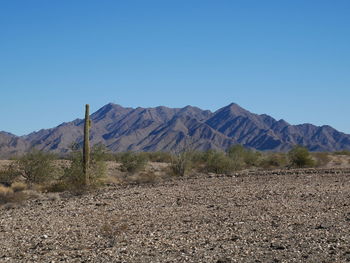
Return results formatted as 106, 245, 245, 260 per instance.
0, 132, 28, 158
0, 102, 349, 157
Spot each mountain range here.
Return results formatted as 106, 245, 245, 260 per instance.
1, 102, 350, 158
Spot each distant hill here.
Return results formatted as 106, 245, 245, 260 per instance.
1, 102, 350, 158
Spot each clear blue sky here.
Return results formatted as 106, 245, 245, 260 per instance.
1, 0, 349, 135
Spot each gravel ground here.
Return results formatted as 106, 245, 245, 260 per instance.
1, 170, 350, 263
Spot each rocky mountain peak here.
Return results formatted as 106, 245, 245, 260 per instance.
0, 102, 349, 157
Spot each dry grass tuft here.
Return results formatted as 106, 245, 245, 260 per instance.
0, 185, 28, 205
22, 190, 43, 200
125, 171, 158, 185
103, 175, 123, 185
11, 182, 27, 192
0, 185, 14, 197
312, 152, 331, 167
43, 181, 68, 193
100, 216, 128, 247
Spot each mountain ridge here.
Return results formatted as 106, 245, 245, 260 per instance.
1, 102, 349, 158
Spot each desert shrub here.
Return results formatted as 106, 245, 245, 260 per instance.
125, 171, 158, 184
87, 145, 117, 161
90, 144, 108, 179
0, 185, 28, 205
333, 150, 350, 156
45, 181, 68, 193
244, 150, 262, 167
90, 144, 114, 161
113, 153, 124, 163
203, 150, 237, 174
288, 145, 315, 168
170, 151, 192, 176
11, 182, 27, 192
0, 164, 20, 186
146, 152, 173, 163
61, 150, 86, 190
0, 185, 14, 204
187, 151, 209, 171
227, 145, 245, 159
227, 145, 244, 169
16, 150, 58, 185
259, 153, 288, 169
54, 145, 107, 192
102, 153, 118, 161
190, 151, 206, 163
100, 216, 128, 247
227, 144, 261, 168
312, 152, 331, 167
120, 152, 147, 173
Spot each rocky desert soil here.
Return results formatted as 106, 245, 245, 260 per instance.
1, 167, 350, 263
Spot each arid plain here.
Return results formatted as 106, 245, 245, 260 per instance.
1, 157, 350, 263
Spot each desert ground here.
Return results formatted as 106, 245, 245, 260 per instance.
1, 159, 350, 262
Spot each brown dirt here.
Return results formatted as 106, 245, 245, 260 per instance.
1, 168, 350, 262
326, 155, 350, 168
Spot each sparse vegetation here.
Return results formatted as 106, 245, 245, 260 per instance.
259, 152, 288, 169
227, 144, 261, 168
1, 139, 348, 205
145, 151, 173, 163
125, 171, 158, 184
0, 164, 20, 186
100, 216, 128, 247
0, 151, 57, 204
56, 145, 107, 193
0, 185, 14, 204
333, 150, 350, 156
170, 151, 192, 176
202, 150, 237, 174
45, 105, 107, 193
312, 152, 331, 167
11, 182, 27, 192
16, 150, 58, 185
119, 152, 148, 173
288, 145, 315, 168
0, 184, 28, 205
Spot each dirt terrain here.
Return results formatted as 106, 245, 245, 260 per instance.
1, 166, 350, 263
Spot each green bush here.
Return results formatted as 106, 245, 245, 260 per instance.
190, 151, 206, 163
119, 152, 147, 173
170, 151, 192, 176
61, 150, 86, 190
16, 150, 58, 185
288, 145, 315, 168
145, 152, 173, 163
203, 150, 237, 174
227, 144, 245, 159
0, 164, 21, 186
259, 153, 288, 169
56, 145, 107, 192
243, 150, 262, 167
227, 144, 261, 168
